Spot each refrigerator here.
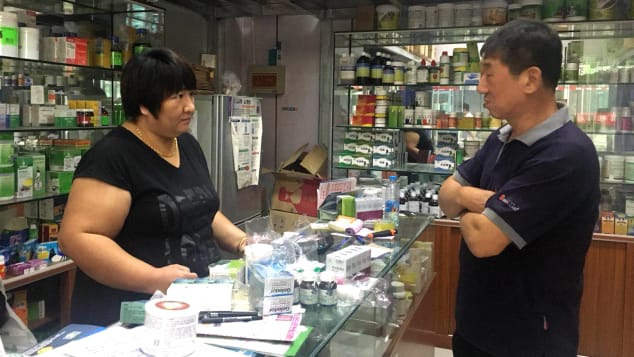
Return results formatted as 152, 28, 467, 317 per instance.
191, 94, 264, 226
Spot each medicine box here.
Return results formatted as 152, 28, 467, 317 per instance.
326, 245, 371, 277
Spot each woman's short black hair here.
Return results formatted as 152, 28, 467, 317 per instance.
480, 19, 562, 91
120, 48, 196, 120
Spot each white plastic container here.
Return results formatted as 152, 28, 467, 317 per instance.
437, 3, 455, 28
0, 12, 18, 57
482, 0, 508, 25
18, 27, 39, 60
408, 5, 426, 28
454, 3, 473, 26
376, 5, 400, 30
425, 5, 437, 28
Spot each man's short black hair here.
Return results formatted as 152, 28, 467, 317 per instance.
120, 48, 196, 120
480, 19, 562, 91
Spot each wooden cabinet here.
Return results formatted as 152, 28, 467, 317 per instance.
404, 220, 634, 357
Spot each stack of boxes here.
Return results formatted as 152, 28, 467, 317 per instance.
338, 129, 401, 170
434, 132, 458, 172
351, 95, 376, 127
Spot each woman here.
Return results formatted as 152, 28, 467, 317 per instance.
59, 48, 247, 326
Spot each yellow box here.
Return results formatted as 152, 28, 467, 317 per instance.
615, 213, 628, 235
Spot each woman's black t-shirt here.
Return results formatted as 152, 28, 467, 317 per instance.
70, 127, 221, 326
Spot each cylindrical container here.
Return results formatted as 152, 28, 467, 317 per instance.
142, 299, 197, 357
625, 157, 634, 182
0, 133, 14, 165
464, 140, 481, 158
454, 3, 473, 26
619, 107, 633, 132
542, 0, 565, 21
589, 0, 616, 20
482, 0, 508, 25
403, 108, 415, 127
425, 5, 437, 28
437, 3, 455, 27
422, 108, 434, 127
300, 270, 318, 306
448, 112, 457, 128
0, 12, 18, 57
376, 5, 400, 30
0, 164, 14, 201
408, 5, 426, 28
603, 155, 625, 180
318, 271, 338, 306
393, 61, 404, 85
18, 27, 39, 60
565, 0, 588, 21
520, 0, 543, 20
508, 3, 522, 20
453, 48, 469, 66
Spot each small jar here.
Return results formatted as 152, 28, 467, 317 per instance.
318, 271, 337, 306
564, 62, 579, 84
448, 112, 457, 128
299, 271, 318, 306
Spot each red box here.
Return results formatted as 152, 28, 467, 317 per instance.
65, 37, 88, 65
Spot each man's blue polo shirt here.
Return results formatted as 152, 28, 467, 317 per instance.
453, 106, 600, 357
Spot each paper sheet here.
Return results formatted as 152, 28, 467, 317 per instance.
231, 116, 262, 189
38, 326, 246, 357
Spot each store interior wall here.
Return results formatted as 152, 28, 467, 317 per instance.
219, 15, 322, 207
155, 0, 208, 64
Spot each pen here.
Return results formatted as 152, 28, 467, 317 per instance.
199, 311, 259, 318
200, 315, 263, 324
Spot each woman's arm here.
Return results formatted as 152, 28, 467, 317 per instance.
212, 211, 247, 255
59, 178, 197, 294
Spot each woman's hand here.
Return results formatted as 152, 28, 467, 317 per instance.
153, 264, 198, 293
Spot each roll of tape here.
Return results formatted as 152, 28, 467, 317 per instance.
142, 299, 197, 357
344, 219, 364, 235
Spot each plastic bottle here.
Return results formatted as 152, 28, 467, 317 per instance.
111, 35, 123, 70
384, 175, 400, 226
29, 223, 38, 241
132, 28, 152, 56
399, 190, 408, 211
355, 52, 371, 85
101, 106, 110, 126
318, 271, 337, 306
416, 59, 429, 84
422, 191, 432, 214
382, 60, 395, 85
439, 51, 451, 83
370, 52, 384, 85
407, 188, 419, 212
429, 60, 440, 84
299, 270, 318, 306
0, 255, 5, 279
429, 193, 440, 218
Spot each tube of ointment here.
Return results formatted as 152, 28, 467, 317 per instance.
344, 219, 364, 235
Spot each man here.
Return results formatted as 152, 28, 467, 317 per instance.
439, 20, 599, 357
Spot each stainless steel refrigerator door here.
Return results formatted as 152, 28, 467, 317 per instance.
194, 94, 263, 225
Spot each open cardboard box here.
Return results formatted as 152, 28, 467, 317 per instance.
270, 143, 328, 217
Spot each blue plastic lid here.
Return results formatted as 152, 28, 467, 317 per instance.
389, 175, 397, 181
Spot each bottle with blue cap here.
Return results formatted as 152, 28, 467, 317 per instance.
384, 175, 400, 227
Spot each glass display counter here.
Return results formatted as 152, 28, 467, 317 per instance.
296, 214, 433, 357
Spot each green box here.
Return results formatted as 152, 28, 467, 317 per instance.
48, 147, 81, 172
30, 153, 46, 196
14, 155, 33, 198
47, 170, 73, 194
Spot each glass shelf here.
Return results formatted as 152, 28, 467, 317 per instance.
335, 20, 634, 48
335, 163, 454, 175
0, 192, 68, 207
0, 125, 117, 132
336, 83, 634, 90
297, 215, 433, 356
336, 125, 495, 132
0, 55, 119, 73
4, 0, 163, 15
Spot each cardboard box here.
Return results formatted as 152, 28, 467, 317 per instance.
270, 209, 317, 234
270, 143, 328, 217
